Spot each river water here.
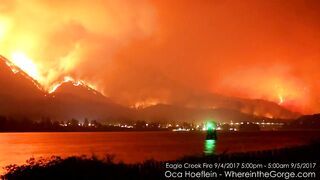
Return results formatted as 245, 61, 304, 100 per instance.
0, 131, 319, 174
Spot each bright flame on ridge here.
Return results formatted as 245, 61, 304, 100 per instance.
11, 51, 40, 81
49, 76, 98, 94
2, 54, 99, 95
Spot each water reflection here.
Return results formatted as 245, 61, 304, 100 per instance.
204, 139, 216, 155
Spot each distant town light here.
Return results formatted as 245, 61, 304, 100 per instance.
172, 128, 190, 132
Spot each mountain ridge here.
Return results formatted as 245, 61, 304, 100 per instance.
0, 55, 301, 121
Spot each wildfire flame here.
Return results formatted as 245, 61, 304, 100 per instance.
11, 51, 40, 81
48, 76, 98, 94
131, 98, 165, 109
4, 58, 19, 74
278, 94, 284, 105
276, 87, 286, 105
0, 54, 44, 91
1, 53, 99, 95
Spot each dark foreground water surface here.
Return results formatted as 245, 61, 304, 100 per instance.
0, 131, 319, 174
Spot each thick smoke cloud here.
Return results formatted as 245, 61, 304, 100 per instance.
0, 0, 155, 87
0, 0, 320, 113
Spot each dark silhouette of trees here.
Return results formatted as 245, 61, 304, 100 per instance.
239, 122, 260, 131
135, 120, 147, 129
69, 119, 79, 127
83, 118, 89, 127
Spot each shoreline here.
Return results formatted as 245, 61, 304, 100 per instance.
0, 129, 319, 133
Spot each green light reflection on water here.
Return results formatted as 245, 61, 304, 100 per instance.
204, 139, 216, 156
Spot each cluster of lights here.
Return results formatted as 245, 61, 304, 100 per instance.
120, 125, 133, 128
57, 120, 285, 131
170, 120, 285, 132
172, 128, 193, 132
60, 122, 97, 127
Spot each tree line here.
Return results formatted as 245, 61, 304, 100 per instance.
0, 116, 169, 132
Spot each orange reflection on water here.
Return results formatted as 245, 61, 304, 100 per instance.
0, 131, 319, 175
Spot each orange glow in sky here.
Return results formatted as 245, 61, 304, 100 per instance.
0, 0, 320, 114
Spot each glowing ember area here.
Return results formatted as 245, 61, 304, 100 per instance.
0, 55, 44, 91
1, 54, 98, 94
49, 76, 98, 94
132, 99, 165, 109
3, 58, 19, 74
